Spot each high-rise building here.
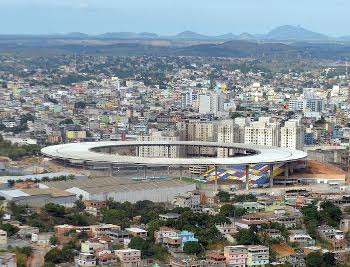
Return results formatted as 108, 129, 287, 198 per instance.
188, 120, 217, 156
217, 120, 241, 157
198, 92, 224, 116
137, 129, 181, 158
280, 119, 304, 150
244, 117, 280, 146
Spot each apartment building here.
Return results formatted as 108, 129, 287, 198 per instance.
280, 119, 304, 150
244, 117, 280, 147
246, 245, 269, 267
224, 245, 248, 267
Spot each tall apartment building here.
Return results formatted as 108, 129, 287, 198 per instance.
280, 119, 304, 150
137, 129, 181, 158
198, 92, 225, 116
217, 120, 241, 157
187, 120, 217, 156
244, 117, 280, 147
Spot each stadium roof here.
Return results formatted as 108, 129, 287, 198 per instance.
41, 141, 307, 166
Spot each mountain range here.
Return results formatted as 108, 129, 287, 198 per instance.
24, 25, 350, 42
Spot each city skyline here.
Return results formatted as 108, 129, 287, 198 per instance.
1, 0, 350, 36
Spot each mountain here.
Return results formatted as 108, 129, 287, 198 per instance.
238, 33, 256, 40
174, 31, 209, 39
177, 40, 299, 58
97, 32, 158, 39
214, 33, 237, 39
65, 32, 90, 38
263, 25, 329, 41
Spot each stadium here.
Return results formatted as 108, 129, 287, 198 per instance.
41, 141, 308, 189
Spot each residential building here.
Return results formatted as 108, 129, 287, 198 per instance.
280, 119, 304, 150
244, 117, 280, 146
114, 249, 141, 266
246, 245, 269, 267
224, 245, 248, 267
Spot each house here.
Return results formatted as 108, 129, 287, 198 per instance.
246, 245, 269, 267
288, 253, 305, 267
0, 252, 16, 267
317, 225, 346, 251
288, 230, 315, 247
84, 200, 107, 216
173, 191, 201, 210
215, 223, 237, 235
235, 214, 268, 229
206, 252, 226, 266
179, 230, 198, 246
263, 229, 284, 240
115, 249, 141, 266
125, 227, 148, 239
76, 253, 96, 266
339, 216, 350, 232
155, 227, 197, 248
170, 259, 202, 267
103, 229, 130, 244
224, 245, 248, 267
159, 213, 180, 221
274, 215, 302, 229
81, 237, 111, 254
154, 227, 180, 244
17, 225, 39, 238
31, 232, 53, 245
96, 253, 118, 266
233, 202, 265, 214
0, 230, 7, 246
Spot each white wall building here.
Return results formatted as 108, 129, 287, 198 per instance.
244, 117, 280, 146
280, 119, 304, 150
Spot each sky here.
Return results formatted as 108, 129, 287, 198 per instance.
0, 0, 349, 36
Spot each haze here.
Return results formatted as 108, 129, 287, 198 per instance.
0, 0, 349, 36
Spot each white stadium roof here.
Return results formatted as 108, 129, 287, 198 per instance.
41, 141, 307, 166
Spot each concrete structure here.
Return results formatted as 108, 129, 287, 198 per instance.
0, 188, 76, 207
42, 178, 196, 203
244, 117, 280, 147
114, 249, 141, 266
0, 230, 7, 246
280, 119, 304, 150
0, 252, 16, 267
224, 245, 248, 267
246, 245, 269, 267
217, 120, 241, 157
41, 141, 307, 167
41, 141, 306, 190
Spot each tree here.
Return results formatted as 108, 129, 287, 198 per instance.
183, 241, 202, 255
128, 237, 153, 258
217, 191, 230, 202
219, 204, 246, 217
320, 201, 342, 227
0, 223, 19, 236
235, 229, 261, 245
101, 209, 129, 227
322, 252, 336, 267
305, 252, 323, 267
43, 203, 66, 217
74, 195, 85, 211
50, 235, 58, 246
44, 248, 63, 264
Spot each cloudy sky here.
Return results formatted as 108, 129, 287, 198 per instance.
0, 0, 349, 36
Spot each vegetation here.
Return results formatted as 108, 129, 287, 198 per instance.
235, 228, 261, 245
305, 252, 336, 267
8, 174, 75, 187
44, 241, 77, 265
183, 241, 202, 255
301, 201, 342, 239
0, 135, 40, 160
